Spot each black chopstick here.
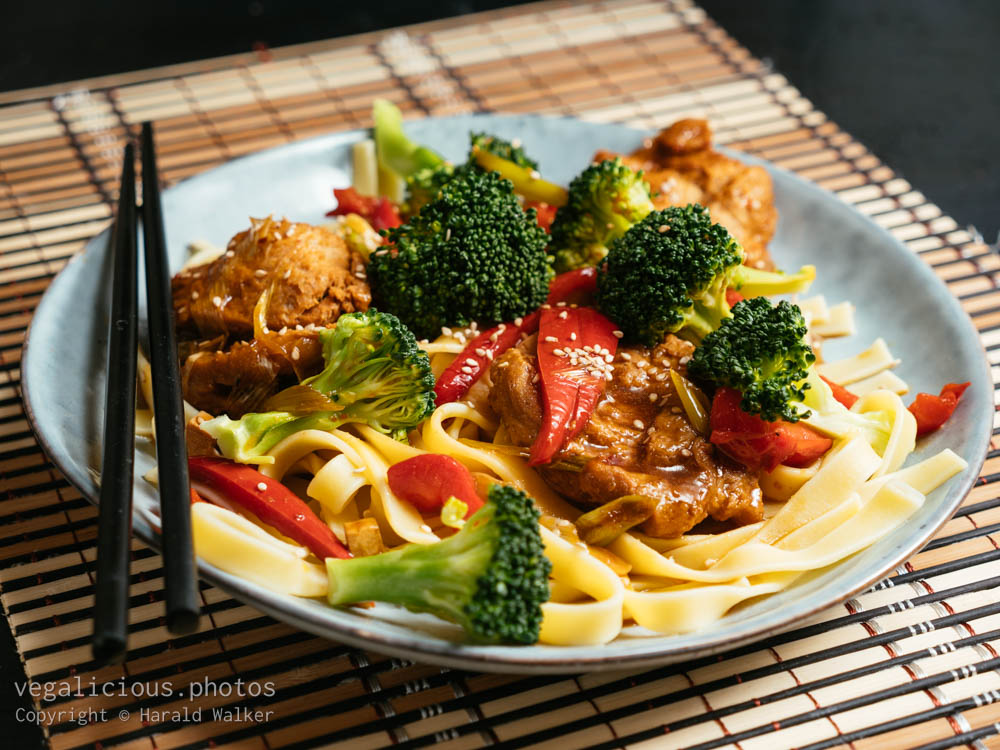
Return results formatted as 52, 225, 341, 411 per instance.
92, 144, 138, 665
141, 122, 201, 635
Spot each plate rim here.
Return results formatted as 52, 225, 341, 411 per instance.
20, 113, 994, 673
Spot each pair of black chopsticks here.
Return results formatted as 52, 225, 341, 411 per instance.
92, 124, 200, 665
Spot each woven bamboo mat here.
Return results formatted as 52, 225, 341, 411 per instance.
3, 1, 1000, 748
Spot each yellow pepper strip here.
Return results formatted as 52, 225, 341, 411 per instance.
472, 147, 568, 207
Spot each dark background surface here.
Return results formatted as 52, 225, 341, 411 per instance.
1, 1, 997, 746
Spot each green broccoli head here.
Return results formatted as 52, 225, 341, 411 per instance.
688, 297, 816, 422
469, 132, 538, 170
326, 483, 551, 644
597, 204, 816, 345
369, 167, 552, 340
202, 310, 434, 462
303, 310, 435, 431
549, 158, 654, 272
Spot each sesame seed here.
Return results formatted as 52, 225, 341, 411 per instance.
554, 348, 566, 356
532, 374, 540, 384
569, 332, 577, 341
486, 350, 494, 360
656, 372, 667, 381
283, 269, 291, 279
461, 366, 473, 374
633, 419, 644, 430
657, 224, 669, 234
212, 295, 222, 308
475, 348, 486, 357
620, 352, 632, 361
445, 228, 452, 241
296, 324, 303, 331
544, 336, 558, 343
420, 524, 433, 533
671, 406, 681, 413
589, 368, 603, 378
490, 332, 500, 342
256, 482, 267, 491
514, 317, 523, 326
442, 327, 453, 337
470, 322, 478, 331
291, 347, 300, 360
455, 332, 467, 344
649, 393, 659, 402
583, 345, 593, 353
530, 169, 541, 180
225, 250, 235, 258
279, 326, 288, 334
191, 291, 199, 300
679, 355, 691, 365
558, 310, 568, 319
556, 301, 567, 307
419, 339, 430, 345
177, 306, 187, 315
262, 326, 270, 333
612, 330, 624, 339
637, 359, 648, 368
274, 232, 283, 240
355, 271, 367, 279
254, 269, 267, 278
681, 448, 692, 457
497, 361, 509, 369
604, 354, 614, 363
465, 358, 477, 367
605, 372, 614, 381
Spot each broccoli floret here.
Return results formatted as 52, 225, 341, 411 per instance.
404, 163, 456, 215
202, 311, 434, 462
596, 205, 815, 345
549, 158, 654, 272
688, 297, 816, 422
368, 167, 552, 340
469, 132, 538, 170
326, 483, 551, 644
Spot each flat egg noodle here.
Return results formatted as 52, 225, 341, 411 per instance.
817, 338, 899, 384
854, 389, 916, 477
538, 526, 625, 645
191, 502, 328, 597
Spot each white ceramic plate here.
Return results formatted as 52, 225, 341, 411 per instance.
22, 115, 992, 673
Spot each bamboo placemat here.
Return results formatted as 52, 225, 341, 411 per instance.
3, 1, 1000, 748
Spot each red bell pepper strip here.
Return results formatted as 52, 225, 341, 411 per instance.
188, 457, 350, 560
547, 267, 598, 306
386, 454, 483, 518
524, 200, 558, 232
529, 306, 619, 465
433, 312, 541, 406
709, 387, 832, 472
908, 382, 970, 437
326, 186, 402, 232
820, 375, 859, 409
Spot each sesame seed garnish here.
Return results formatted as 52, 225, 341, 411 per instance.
671, 406, 682, 413
633, 419, 644, 430
225, 250, 235, 258
569, 332, 577, 341
465, 358, 477, 367
658, 224, 670, 233
469, 321, 478, 331
620, 352, 632, 361
486, 350, 494, 360
558, 310, 568, 319
191, 291, 199, 300
212, 295, 222, 308
583, 345, 593, 353
514, 317, 523, 326
461, 366, 473, 374
556, 301, 567, 307
254, 269, 267, 278
256, 482, 267, 491
355, 271, 367, 279
475, 348, 486, 357
604, 354, 614, 363
544, 336, 558, 343
177, 306, 186, 315
530, 169, 541, 180
283, 269, 291, 279
419, 338, 430, 345
681, 448, 692, 457
441, 327, 453, 337
455, 332, 467, 344
295, 324, 303, 331
490, 332, 500, 342
291, 347, 300, 361
445, 228, 452, 241
605, 372, 613, 381
637, 359, 648, 368
612, 330, 624, 339
262, 326, 270, 333
649, 393, 659, 402
656, 372, 668, 381
420, 524, 433, 533
679, 355, 691, 365
532, 374, 540, 384
553, 348, 566, 356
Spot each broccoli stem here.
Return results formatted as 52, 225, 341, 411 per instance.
731, 264, 816, 297
373, 99, 445, 179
